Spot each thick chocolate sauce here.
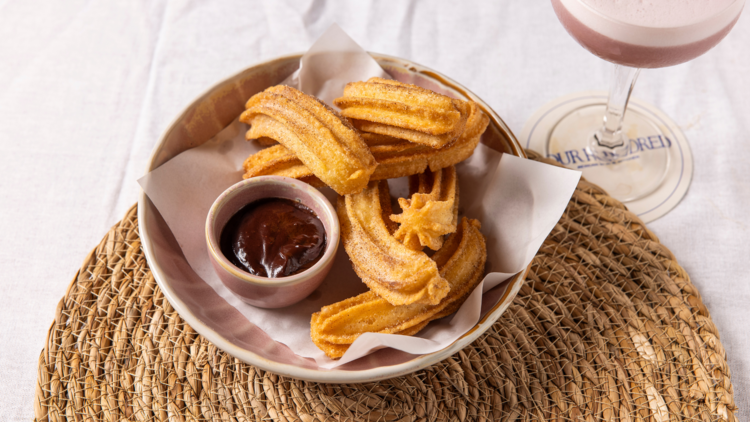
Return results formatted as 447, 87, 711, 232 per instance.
220, 198, 326, 278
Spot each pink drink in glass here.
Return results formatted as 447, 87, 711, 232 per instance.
552, 0, 744, 68
529, 0, 746, 212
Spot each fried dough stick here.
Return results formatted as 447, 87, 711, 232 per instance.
334, 77, 471, 148
338, 180, 450, 307
390, 166, 459, 251
242, 101, 489, 184
311, 217, 486, 359
240, 85, 377, 195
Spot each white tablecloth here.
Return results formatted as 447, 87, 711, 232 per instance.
1, 1, 748, 419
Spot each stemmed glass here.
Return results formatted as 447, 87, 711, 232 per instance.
539, 0, 745, 207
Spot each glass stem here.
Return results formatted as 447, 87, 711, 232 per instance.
593, 64, 641, 150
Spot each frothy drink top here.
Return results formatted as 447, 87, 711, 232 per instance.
560, 0, 744, 48
582, 0, 736, 27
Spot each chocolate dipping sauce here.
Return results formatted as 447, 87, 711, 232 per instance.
220, 198, 326, 278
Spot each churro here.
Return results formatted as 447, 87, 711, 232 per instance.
338, 180, 450, 306
240, 85, 377, 195
391, 166, 459, 251
334, 77, 471, 148
242, 101, 488, 184
311, 218, 486, 359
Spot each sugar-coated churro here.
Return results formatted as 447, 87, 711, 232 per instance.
240, 85, 377, 195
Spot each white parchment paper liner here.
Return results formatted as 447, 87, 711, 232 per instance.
139, 24, 581, 368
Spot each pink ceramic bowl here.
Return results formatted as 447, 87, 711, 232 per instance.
141, 53, 527, 382
205, 176, 339, 308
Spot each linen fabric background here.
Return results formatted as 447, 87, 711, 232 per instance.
1, 1, 748, 419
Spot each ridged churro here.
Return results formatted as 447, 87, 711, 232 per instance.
240, 85, 377, 195
311, 218, 487, 359
242, 101, 489, 184
338, 180, 450, 306
334, 77, 471, 148
391, 166, 459, 251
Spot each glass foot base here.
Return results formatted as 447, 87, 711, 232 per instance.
548, 104, 670, 202
520, 91, 693, 223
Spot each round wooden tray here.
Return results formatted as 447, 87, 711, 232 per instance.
33, 151, 737, 422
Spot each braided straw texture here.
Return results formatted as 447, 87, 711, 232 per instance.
34, 151, 737, 422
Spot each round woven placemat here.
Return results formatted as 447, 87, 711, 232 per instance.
34, 151, 737, 422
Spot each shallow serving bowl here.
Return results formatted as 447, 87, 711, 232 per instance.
138, 53, 528, 383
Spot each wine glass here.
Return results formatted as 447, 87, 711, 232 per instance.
538, 0, 745, 208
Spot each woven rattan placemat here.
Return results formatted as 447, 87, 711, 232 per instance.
33, 151, 737, 422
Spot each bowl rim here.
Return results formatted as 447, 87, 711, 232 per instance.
138, 52, 529, 383
206, 175, 340, 287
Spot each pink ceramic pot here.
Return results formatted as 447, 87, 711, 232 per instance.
206, 176, 339, 308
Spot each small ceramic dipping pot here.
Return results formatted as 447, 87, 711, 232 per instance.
206, 176, 339, 308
